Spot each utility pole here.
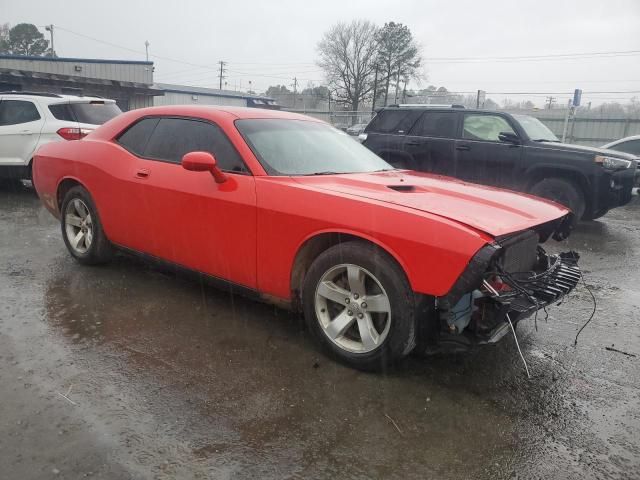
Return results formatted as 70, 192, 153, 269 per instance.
546, 96, 556, 109
371, 64, 379, 112
291, 77, 298, 109
45, 25, 55, 57
218, 61, 227, 90
144, 40, 150, 62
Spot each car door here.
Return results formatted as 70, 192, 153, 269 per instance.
131, 117, 258, 289
455, 113, 522, 187
0, 98, 45, 166
402, 110, 459, 176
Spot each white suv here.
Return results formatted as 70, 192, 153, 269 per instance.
0, 92, 122, 179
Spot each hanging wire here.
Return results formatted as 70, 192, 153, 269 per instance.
573, 269, 597, 346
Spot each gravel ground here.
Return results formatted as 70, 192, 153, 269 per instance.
1, 181, 638, 480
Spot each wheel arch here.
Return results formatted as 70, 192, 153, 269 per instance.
56, 177, 87, 213
289, 230, 411, 311
524, 166, 592, 215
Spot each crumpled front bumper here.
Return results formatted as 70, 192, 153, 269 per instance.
481, 252, 581, 339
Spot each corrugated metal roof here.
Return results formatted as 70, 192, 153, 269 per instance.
0, 54, 152, 66
155, 83, 275, 101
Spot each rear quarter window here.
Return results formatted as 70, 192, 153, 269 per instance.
48, 104, 76, 122
366, 109, 422, 135
116, 118, 160, 156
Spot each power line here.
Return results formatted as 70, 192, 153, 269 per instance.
427, 49, 640, 63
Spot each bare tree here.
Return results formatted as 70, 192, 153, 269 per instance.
317, 20, 379, 111
376, 22, 422, 106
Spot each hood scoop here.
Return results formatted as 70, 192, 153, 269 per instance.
387, 184, 417, 192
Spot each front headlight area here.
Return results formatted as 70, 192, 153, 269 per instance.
595, 155, 633, 170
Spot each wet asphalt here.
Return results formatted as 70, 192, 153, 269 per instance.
0, 180, 638, 480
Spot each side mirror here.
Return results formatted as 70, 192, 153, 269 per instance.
498, 131, 520, 144
181, 151, 227, 183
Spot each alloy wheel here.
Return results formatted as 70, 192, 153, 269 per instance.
314, 264, 391, 354
64, 198, 93, 254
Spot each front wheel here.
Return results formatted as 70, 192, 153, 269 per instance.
302, 241, 417, 371
530, 177, 586, 222
61, 186, 113, 265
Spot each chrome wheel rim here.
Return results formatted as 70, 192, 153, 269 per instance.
65, 198, 93, 254
314, 264, 391, 354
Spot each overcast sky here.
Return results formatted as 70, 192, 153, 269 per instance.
2, 0, 639, 107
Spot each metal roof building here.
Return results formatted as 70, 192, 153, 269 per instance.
0, 54, 163, 110
0, 55, 279, 112
154, 83, 279, 109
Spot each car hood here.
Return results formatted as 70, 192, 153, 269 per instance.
534, 141, 638, 161
293, 170, 569, 237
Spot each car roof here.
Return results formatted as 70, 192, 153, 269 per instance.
603, 134, 640, 148
377, 105, 509, 116
0, 91, 115, 104
126, 105, 323, 122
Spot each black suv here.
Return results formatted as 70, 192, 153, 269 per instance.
362, 106, 637, 221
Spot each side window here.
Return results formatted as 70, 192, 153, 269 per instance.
612, 139, 640, 155
49, 104, 76, 122
410, 111, 457, 138
143, 118, 246, 172
366, 110, 422, 135
117, 118, 160, 156
463, 115, 515, 142
0, 100, 41, 126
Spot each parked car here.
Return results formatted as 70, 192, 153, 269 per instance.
0, 92, 122, 179
33, 106, 580, 370
346, 122, 368, 137
361, 106, 637, 222
602, 135, 640, 156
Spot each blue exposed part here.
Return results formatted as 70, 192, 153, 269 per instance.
448, 291, 483, 333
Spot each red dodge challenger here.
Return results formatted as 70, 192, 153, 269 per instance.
33, 106, 580, 370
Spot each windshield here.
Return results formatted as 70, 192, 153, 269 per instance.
235, 119, 393, 175
513, 114, 559, 142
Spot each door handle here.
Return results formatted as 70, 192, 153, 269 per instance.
456, 145, 470, 151
135, 168, 150, 179
19, 130, 33, 135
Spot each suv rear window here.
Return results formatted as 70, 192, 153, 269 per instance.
49, 102, 122, 125
366, 109, 422, 135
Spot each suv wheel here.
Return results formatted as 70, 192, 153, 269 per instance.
302, 241, 416, 371
530, 177, 586, 222
61, 186, 113, 264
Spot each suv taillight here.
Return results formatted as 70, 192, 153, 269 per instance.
57, 127, 92, 141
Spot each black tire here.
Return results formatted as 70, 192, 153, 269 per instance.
530, 177, 586, 222
60, 186, 113, 265
301, 241, 417, 371
586, 208, 608, 221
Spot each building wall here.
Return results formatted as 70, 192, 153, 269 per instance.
154, 91, 247, 107
0, 56, 153, 84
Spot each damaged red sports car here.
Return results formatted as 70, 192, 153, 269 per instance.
33, 106, 581, 370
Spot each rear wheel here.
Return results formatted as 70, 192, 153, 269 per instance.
530, 177, 586, 222
61, 186, 113, 265
302, 241, 417, 371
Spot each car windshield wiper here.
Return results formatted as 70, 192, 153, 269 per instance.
532, 139, 561, 143
308, 171, 341, 176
